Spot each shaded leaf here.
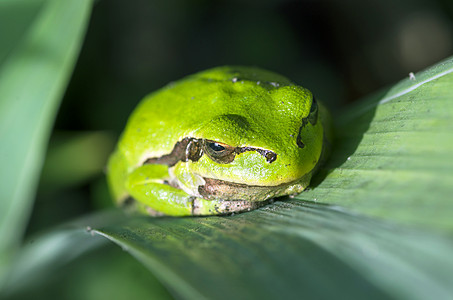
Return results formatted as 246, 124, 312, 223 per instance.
94, 203, 453, 300
90, 57, 453, 299
5, 54, 452, 299
0, 0, 92, 280
1, 210, 172, 300
302, 56, 453, 231
0, 0, 45, 65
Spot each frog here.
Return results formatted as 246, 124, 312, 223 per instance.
107, 66, 331, 216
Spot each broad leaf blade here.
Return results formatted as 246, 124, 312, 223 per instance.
94, 203, 453, 300
91, 57, 453, 299
301, 56, 453, 231
0, 0, 92, 277
1, 210, 172, 300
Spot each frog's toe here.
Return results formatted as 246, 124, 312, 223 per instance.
192, 198, 269, 215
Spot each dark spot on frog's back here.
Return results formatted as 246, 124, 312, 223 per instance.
215, 114, 250, 130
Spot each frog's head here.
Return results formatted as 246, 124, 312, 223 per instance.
165, 67, 326, 202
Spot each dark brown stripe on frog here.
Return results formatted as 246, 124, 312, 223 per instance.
198, 139, 328, 202
236, 147, 277, 163
144, 137, 203, 167
144, 137, 277, 166
296, 96, 319, 149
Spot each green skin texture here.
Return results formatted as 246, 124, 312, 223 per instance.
107, 66, 330, 216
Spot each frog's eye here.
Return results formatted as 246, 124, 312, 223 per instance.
308, 96, 318, 125
203, 140, 236, 164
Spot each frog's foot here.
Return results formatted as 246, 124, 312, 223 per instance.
192, 198, 270, 215
126, 164, 271, 216
128, 194, 269, 216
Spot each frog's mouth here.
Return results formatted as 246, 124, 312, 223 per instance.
197, 136, 329, 202
197, 175, 312, 202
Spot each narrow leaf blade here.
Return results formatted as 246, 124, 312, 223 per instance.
0, 0, 92, 276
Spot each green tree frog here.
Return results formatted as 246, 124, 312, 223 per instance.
107, 66, 331, 216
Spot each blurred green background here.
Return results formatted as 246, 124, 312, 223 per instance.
31, 0, 453, 234
2, 0, 452, 298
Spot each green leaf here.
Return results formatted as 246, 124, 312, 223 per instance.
302, 56, 453, 232
1, 211, 172, 300
89, 57, 453, 298
5, 56, 453, 298
92, 203, 453, 299
3, 227, 105, 296
0, 0, 92, 278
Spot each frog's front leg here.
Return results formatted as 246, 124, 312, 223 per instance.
126, 164, 195, 216
127, 164, 265, 216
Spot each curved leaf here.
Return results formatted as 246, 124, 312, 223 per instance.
93, 204, 453, 300
10, 57, 451, 298
89, 56, 453, 299
302, 56, 453, 231
1, 210, 172, 300
0, 0, 92, 280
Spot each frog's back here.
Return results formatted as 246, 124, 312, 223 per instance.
118, 66, 312, 168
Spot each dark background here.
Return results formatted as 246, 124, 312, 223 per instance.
31, 0, 453, 232
59, 0, 453, 132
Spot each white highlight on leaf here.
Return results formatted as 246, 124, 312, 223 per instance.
379, 66, 453, 105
